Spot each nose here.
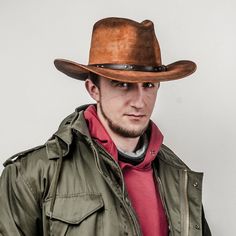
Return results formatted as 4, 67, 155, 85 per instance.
130, 86, 145, 109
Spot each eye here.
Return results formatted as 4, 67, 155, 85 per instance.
118, 82, 129, 88
143, 82, 155, 88
111, 80, 130, 88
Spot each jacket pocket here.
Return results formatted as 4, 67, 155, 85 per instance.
44, 193, 104, 236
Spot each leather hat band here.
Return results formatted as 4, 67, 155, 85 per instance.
90, 63, 167, 72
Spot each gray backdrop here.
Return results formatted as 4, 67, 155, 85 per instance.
1, 0, 235, 235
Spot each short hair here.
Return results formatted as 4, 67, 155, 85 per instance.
88, 72, 100, 88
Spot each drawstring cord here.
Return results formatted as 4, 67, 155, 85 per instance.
49, 136, 63, 219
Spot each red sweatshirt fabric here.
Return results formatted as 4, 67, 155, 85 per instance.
84, 105, 168, 236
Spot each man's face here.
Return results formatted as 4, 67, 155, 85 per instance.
87, 76, 159, 138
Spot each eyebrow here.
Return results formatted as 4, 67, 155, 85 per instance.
110, 80, 126, 85
111, 80, 123, 83
110, 80, 160, 86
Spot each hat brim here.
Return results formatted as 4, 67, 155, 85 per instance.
54, 59, 196, 83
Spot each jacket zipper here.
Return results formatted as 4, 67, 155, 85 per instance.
154, 166, 190, 236
153, 168, 173, 235
90, 140, 142, 236
181, 169, 189, 236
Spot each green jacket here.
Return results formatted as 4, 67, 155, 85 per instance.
0, 105, 211, 236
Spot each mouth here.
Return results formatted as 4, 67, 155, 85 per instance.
127, 114, 145, 117
125, 114, 146, 119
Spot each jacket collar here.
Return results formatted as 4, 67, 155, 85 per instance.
46, 104, 194, 172
46, 104, 93, 160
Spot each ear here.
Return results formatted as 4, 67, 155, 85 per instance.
85, 79, 100, 102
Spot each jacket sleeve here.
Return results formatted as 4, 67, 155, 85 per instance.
0, 163, 42, 236
202, 207, 212, 236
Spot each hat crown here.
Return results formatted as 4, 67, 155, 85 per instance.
88, 17, 162, 66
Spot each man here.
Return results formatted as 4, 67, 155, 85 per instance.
0, 17, 211, 236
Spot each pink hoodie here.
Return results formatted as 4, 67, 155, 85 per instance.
84, 105, 168, 236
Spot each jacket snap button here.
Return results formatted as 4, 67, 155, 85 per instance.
195, 224, 200, 230
193, 182, 198, 188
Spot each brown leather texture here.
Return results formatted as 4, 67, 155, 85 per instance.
89, 18, 161, 66
54, 17, 196, 82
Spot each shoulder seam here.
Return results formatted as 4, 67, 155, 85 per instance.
3, 144, 45, 167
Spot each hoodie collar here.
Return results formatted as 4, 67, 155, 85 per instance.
83, 105, 164, 170
46, 104, 164, 171
84, 105, 118, 160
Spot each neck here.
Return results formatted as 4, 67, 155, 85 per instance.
108, 132, 140, 153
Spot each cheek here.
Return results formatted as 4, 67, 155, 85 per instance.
105, 91, 128, 101
145, 91, 158, 107
102, 91, 128, 107
101, 94, 124, 115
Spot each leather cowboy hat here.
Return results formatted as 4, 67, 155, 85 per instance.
54, 17, 196, 83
